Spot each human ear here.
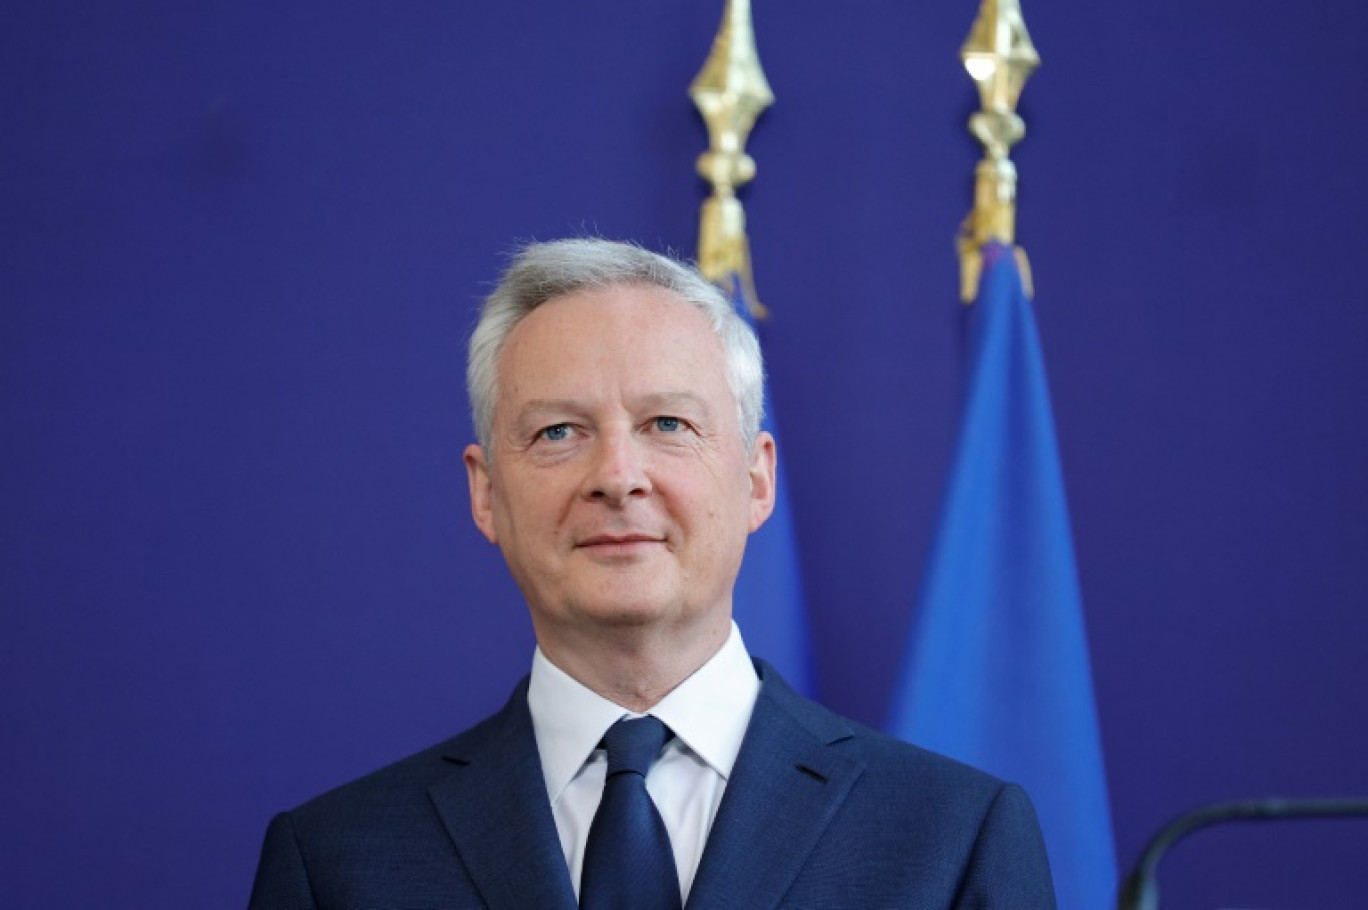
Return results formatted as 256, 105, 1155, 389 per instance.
463, 444, 499, 544
746, 431, 777, 532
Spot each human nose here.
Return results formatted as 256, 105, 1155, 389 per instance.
584, 428, 652, 504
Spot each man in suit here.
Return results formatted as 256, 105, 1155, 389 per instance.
249, 238, 1055, 908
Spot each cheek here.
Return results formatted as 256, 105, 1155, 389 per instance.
496, 473, 582, 550
491, 483, 538, 540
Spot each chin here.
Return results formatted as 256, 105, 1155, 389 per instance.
568, 571, 678, 618
574, 600, 676, 628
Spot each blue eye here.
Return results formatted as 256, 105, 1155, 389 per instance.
541, 423, 571, 442
654, 416, 681, 432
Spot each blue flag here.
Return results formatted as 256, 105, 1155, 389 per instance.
886, 245, 1116, 908
728, 276, 817, 698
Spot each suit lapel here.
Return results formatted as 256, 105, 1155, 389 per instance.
686, 662, 865, 910
427, 680, 577, 910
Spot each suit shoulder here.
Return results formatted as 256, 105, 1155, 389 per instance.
283, 687, 524, 827
746, 664, 1054, 904
844, 713, 1006, 791
757, 662, 1012, 803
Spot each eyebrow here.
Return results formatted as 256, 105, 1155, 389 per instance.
514, 399, 583, 418
634, 392, 715, 419
510, 392, 716, 426
506, 399, 585, 434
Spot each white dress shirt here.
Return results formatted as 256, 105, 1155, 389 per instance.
527, 622, 760, 903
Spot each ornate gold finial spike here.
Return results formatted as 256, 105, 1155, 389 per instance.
690, 0, 773, 318
957, 0, 1040, 302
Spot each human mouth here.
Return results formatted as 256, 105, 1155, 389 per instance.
576, 533, 665, 557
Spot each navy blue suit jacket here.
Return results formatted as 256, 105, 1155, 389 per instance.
249, 661, 1055, 908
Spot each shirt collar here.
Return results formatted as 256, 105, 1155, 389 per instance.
528, 621, 760, 804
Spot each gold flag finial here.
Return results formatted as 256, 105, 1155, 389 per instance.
957, 0, 1040, 302
690, 0, 773, 317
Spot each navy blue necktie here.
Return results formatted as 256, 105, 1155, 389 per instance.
579, 716, 682, 910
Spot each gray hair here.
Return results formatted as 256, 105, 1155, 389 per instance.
467, 238, 765, 452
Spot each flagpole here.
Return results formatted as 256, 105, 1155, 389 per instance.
689, 0, 772, 317
687, 3, 816, 697
957, 0, 1040, 302
888, 3, 1120, 903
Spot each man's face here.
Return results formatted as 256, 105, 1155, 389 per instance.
464, 284, 775, 649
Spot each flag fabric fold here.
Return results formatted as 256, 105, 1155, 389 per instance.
886, 244, 1117, 908
728, 276, 816, 698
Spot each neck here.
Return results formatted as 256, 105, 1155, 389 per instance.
535, 617, 731, 713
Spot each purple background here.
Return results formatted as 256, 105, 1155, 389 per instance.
3, 1, 1366, 906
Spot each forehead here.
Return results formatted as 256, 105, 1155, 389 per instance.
495, 284, 730, 400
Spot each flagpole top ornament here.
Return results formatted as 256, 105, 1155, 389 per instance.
690, 0, 771, 318
958, 0, 1039, 303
